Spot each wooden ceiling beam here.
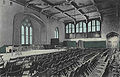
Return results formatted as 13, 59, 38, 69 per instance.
90, 0, 102, 20
50, 1, 107, 17
41, 0, 76, 22
68, 1, 88, 22
58, 7, 115, 20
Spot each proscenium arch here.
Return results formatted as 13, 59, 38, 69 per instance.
13, 12, 47, 45
106, 32, 119, 39
106, 32, 119, 50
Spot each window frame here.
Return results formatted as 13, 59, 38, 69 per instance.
88, 19, 101, 32
55, 27, 59, 39
65, 23, 75, 34
65, 18, 101, 39
20, 18, 33, 45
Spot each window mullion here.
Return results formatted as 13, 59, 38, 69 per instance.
82, 22, 83, 33
91, 21, 92, 32
95, 20, 97, 32
68, 24, 69, 33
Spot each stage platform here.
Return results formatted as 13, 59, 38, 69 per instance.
0, 49, 66, 61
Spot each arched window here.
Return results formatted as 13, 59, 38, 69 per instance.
79, 22, 82, 33
88, 20, 101, 32
30, 27, 32, 44
21, 18, 33, 44
83, 22, 86, 33
65, 23, 75, 33
21, 26, 24, 44
76, 22, 86, 33
96, 20, 100, 31
69, 23, 72, 33
26, 26, 28, 44
76, 23, 79, 33
72, 24, 75, 33
55, 27, 59, 38
88, 21, 91, 32
66, 25, 69, 33
92, 20, 95, 32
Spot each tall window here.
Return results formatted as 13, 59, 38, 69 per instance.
66, 25, 69, 33
76, 22, 86, 33
21, 26, 24, 44
30, 27, 32, 44
21, 18, 33, 44
88, 20, 101, 32
69, 23, 72, 33
83, 22, 86, 33
55, 27, 59, 38
92, 20, 95, 32
26, 26, 28, 44
96, 20, 100, 31
79, 22, 82, 33
76, 23, 79, 33
72, 24, 75, 33
65, 23, 75, 33
65, 19, 101, 39
88, 21, 91, 32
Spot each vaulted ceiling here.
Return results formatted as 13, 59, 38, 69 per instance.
10, 0, 119, 23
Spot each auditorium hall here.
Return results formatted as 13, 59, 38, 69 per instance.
0, 0, 120, 77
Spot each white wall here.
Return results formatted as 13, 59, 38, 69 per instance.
66, 14, 120, 42
0, 0, 120, 47
0, 0, 65, 47
0, 0, 24, 47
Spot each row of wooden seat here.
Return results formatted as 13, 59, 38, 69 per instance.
0, 48, 107, 77
69, 49, 109, 77
29, 48, 107, 77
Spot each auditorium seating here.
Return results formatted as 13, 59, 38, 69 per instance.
0, 48, 109, 77
5, 57, 24, 76
0, 62, 6, 76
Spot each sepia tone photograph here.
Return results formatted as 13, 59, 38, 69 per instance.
0, 0, 120, 77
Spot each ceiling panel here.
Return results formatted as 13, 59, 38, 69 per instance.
97, 0, 116, 9
35, 5, 50, 9
47, 7, 60, 13
11, 0, 118, 23
75, 0, 92, 6
47, 0, 66, 4
66, 9, 80, 16
82, 5, 96, 13
73, 15, 86, 21
59, 5, 74, 11
86, 12, 99, 17
60, 17, 74, 21
54, 13, 66, 18
29, 0, 43, 4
